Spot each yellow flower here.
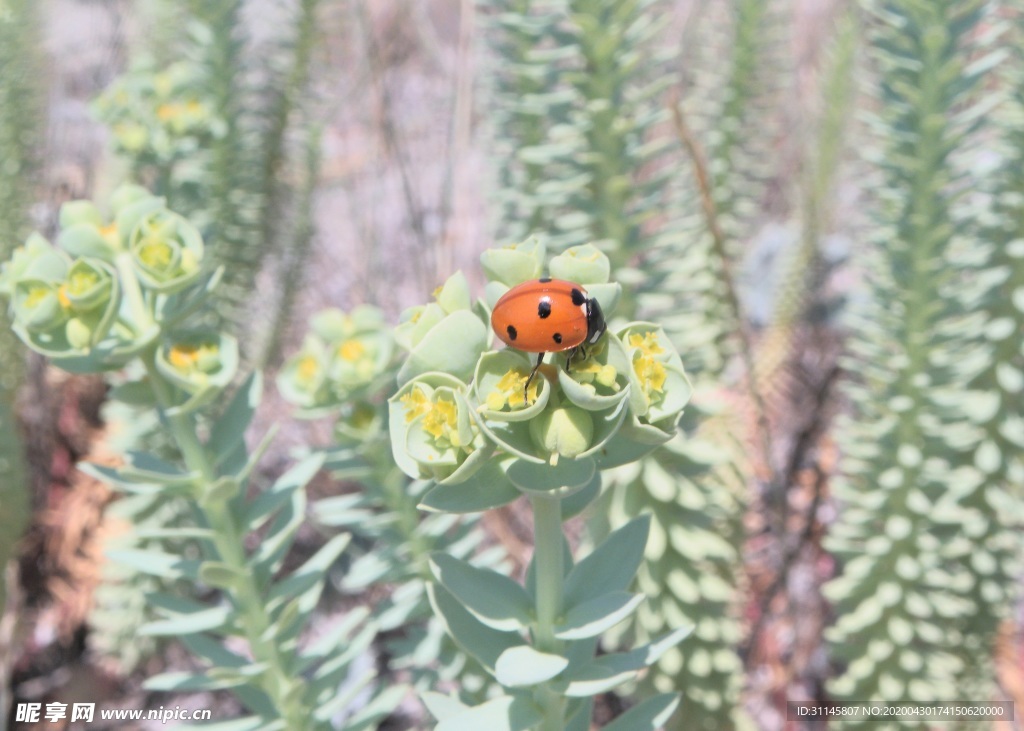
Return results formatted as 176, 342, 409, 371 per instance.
423, 398, 458, 442
633, 353, 667, 399
157, 102, 182, 121
25, 285, 54, 309
485, 368, 540, 410
138, 238, 174, 269
628, 331, 665, 357
296, 354, 321, 384
66, 269, 100, 298
401, 386, 430, 423
338, 339, 366, 363
167, 342, 220, 374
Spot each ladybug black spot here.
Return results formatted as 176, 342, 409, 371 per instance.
552, 332, 563, 344
506, 325, 518, 341
570, 288, 586, 306
539, 277, 551, 283
537, 300, 552, 319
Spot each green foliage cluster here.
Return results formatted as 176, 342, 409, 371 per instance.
824, 0, 1024, 714
386, 242, 693, 730
0, 0, 41, 608
277, 306, 498, 699
482, 2, 779, 726
96, 0, 324, 361
0, 188, 403, 730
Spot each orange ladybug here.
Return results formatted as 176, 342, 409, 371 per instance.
490, 278, 607, 398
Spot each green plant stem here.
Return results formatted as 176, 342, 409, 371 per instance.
530, 493, 566, 731
119, 260, 307, 730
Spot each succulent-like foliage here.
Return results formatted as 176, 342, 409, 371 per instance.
824, 0, 1023, 714
388, 243, 694, 730
1, 188, 404, 729
278, 305, 499, 698
0, 0, 43, 608
949, 4, 1024, 696
481, 0, 582, 250
481, 2, 786, 727
102, 0, 323, 355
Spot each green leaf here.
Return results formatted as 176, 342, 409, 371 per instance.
251, 455, 320, 574
139, 605, 231, 637
558, 625, 692, 697
199, 562, 246, 591
242, 452, 314, 532
563, 515, 650, 606
122, 451, 198, 486
602, 693, 681, 731
430, 553, 534, 631
421, 692, 470, 722
419, 459, 521, 513
506, 457, 596, 494
345, 685, 410, 731
312, 666, 378, 723
208, 371, 263, 460
426, 583, 521, 672
495, 645, 569, 686
562, 470, 601, 520
397, 310, 488, 385
266, 533, 351, 614
180, 634, 249, 669
144, 671, 242, 692
107, 549, 200, 580
554, 592, 644, 640
109, 379, 157, 406
435, 695, 544, 731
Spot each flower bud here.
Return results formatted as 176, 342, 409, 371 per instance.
130, 210, 204, 293
529, 405, 594, 463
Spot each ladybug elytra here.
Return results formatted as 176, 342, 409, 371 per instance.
490, 278, 607, 399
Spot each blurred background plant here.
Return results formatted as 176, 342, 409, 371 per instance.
2, 0, 1023, 729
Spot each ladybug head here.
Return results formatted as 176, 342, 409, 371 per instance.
585, 296, 606, 345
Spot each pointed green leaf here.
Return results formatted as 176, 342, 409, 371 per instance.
139, 605, 231, 637
267, 533, 351, 614
143, 671, 242, 692
603, 693, 681, 731
495, 645, 569, 686
421, 692, 470, 722
564, 515, 649, 606
107, 549, 200, 580
426, 583, 521, 672
435, 695, 543, 731
199, 562, 246, 591
419, 461, 521, 513
345, 685, 410, 731
554, 592, 644, 640
208, 372, 263, 460
430, 553, 533, 631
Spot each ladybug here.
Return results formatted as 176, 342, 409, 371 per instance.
491, 277, 607, 399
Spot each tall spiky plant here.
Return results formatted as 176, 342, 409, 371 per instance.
482, 0, 585, 250
179, 0, 320, 355
825, 0, 1022, 713
949, 4, 1024, 697
0, 0, 42, 613
480, 1, 793, 727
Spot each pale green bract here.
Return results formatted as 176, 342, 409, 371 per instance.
0, 185, 404, 731
388, 242, 694, 730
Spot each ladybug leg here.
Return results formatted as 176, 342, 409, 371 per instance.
525, 352, 545, 403
566, 345, 586, 374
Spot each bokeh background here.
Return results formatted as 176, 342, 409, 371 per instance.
1, 0, 1022, 729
